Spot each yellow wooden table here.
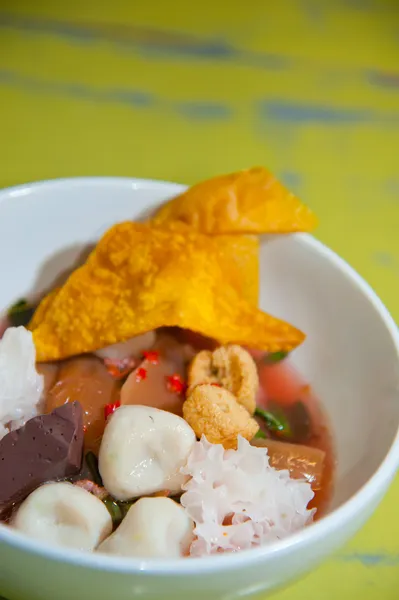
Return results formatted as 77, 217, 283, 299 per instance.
1, 1, 398, 597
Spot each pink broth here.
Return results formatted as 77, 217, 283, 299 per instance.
0, 317, 335, 517
255, 357, 335, 516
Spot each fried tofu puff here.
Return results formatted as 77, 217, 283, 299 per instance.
188, 345, 258, 415
183, 384, 259, 450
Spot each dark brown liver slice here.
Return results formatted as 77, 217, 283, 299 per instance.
0, 402, 84, 517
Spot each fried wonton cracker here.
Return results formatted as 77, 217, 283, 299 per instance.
152, 167, 317, 234
29, 288, 59, 330
210, 233, 259, 305
30, 223, 304, 361
28, 236, 259, 320
145, 220, 260, 304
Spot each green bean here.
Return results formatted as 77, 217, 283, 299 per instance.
7, 299, 35, 327
255, 407, 292, 438
103, 497, 123, 527
85, 451, 103, 486
264, 351, 288, 364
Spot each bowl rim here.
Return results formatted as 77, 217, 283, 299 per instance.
0, 176, 399, 575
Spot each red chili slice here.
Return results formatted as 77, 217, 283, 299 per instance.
135, 367, 147, 382
104, 400, 121, 420
142, 350, 160, 365
104, 357, 136, 380
165, 373, 187, 395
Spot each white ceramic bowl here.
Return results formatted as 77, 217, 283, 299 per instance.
0, 178, 398, 600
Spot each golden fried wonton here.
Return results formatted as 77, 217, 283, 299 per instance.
30, 223, 304, 361
151, 167, 317, 234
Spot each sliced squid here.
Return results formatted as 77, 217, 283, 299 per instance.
95, 332, 156, 362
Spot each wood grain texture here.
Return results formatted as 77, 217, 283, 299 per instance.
0, 0, 398, 597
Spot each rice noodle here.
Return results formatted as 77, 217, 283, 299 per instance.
180, 436, 315, 556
